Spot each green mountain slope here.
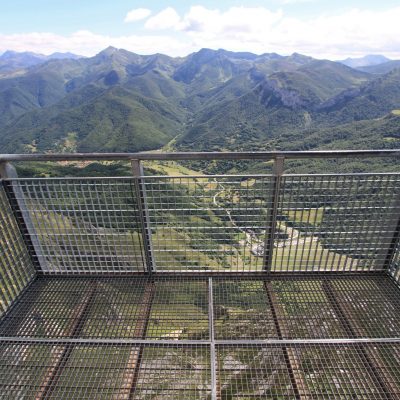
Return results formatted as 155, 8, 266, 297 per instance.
314, 68, 400, 124
357, 61, 400, 74
0, 47, 399, 158
178, 59, 375, 151
0, 85, 185, 153
279, 111, 400, 151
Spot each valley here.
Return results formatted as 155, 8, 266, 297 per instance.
0, 47, 398, 173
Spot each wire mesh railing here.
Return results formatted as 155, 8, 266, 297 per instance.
1, 151, 400, 399
0, 183, 35, 318
273, 174, 400, 272
145, 175, 275, 272
4, 178, 147, 274
2, 172, 399, 275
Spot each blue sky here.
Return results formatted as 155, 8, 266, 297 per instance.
1, 1, 400, 59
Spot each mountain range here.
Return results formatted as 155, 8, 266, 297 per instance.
0, 47, 399, 157
338, 54, 391, 68
0, 50, 82, 74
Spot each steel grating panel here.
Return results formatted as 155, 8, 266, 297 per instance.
0, 277, 210, 340
1, 275, 399, 341
0, 274, 400, 398
144, 173, 400, 273
216, 343, 400, 399
273, 174, 400, 272
144, 175, 275, 272
0, 183, 36, 318
0, 341, 212, 399
8, 178, 147, 274
1, 340, 399, 399
213, 280, 278, 340
3, 173, 400, 275
329, 277, 400, 338
213, 275, 400, 340
147, 279, 209, 340
132, 344, 211, 399
2, 153, 400, 399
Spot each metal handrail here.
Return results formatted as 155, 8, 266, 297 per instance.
0, 149, 400, 162
1, 151, 400, 398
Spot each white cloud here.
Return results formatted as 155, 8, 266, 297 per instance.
124, 8, 151, 23
144, 7, 181, 30
143, 5, 400, 59
2, 6, 400, 59
0, 30, 191, 57
280, 0, 315, 5
179, 6, 283, 37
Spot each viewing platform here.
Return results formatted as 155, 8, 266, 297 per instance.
1, 150, 400, 399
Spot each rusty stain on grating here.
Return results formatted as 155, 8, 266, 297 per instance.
322, 281, 394, 399
121, 281, 155, 399
264, 281, 306, 399
34, 281, 97, 399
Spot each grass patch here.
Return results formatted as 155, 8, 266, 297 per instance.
285, 207, 325, 226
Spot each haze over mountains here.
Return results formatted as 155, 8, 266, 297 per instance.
0, 50, 82, 74
338, 55, 391, 68
0, 47, 399, 155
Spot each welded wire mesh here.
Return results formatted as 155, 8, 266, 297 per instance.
0, 277, 210, 340
213, 279, 278, 339
329, 277, 400, 338
0, 273, 399, 397
1, 275, 398, 340
0, 341, 212, 399
216, 343, 400, 399
1, 157, 400, 399
132, 344, 211, 399
0, 183, 36, 317
390, 240, 400, 284
273, 174, 400, 272
212, 276, 400, 340
0, 340, 399, 399
3, 173, 400, 274
144, 173, 400, 273
7, 178, 146, 274
144, 175, 274, 272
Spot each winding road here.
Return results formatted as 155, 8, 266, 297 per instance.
212, 179, 317, 256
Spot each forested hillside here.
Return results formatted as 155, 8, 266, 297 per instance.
0, 47, 399, 158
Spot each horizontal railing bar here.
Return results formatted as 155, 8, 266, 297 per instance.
1, 337, 399, 345
3, 173, 400, 181
1, 149, 400, 162
3, 207, 398, 214
35, 271, 387, 278
27, 229, 398, 235
3, 206, 398, 214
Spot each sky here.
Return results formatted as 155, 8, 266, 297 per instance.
1, 0, 400, 59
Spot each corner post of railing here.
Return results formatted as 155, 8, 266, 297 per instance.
263, 156, 285, 272
0, 162, 47, 272
131, 159, 155, 274
383, 197, 400, 274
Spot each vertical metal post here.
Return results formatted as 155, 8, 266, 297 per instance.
131, 159, 155, 274
0, 162, 47, 272
263, 156, 284, 272
208, 277, 218, 400
382, 195, 400, 272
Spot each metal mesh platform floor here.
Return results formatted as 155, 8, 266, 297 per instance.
1, 274, 400, 399
1, 274, 399, 340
